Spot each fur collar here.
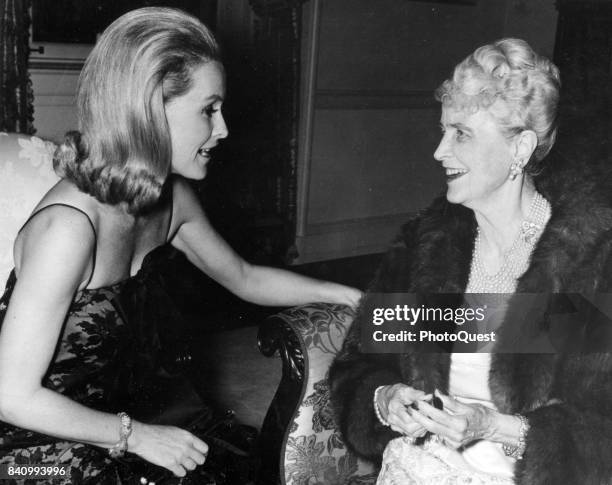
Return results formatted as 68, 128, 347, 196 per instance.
401, 173, 612, 295
392, 170, 612, 413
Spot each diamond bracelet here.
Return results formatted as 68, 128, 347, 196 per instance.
109, 412, 133, 458
502, 414, 529, 460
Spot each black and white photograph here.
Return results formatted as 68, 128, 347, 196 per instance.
0, 0, 611, 484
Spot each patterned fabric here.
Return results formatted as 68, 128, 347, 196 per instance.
376, 437, 514, 485
0, 271, 129, 483
0, 134, 250, 484
0, 133, 59, 284
0, 265, 239, 485
278, 303, 378, 485
0, 442, 120, 485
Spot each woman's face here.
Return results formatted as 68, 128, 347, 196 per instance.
165, 61, 228, 180
434, 104, 516, 211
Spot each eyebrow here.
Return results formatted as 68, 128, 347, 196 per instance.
204, 94, 224, 103
449, 122, 472, 133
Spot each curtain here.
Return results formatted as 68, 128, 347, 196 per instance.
0, 0, 34, 134
248, 0, 308, 263
554, 0, 612, 163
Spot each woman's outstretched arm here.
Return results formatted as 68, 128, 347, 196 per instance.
170, 177, 362, 308
0, 206, 206, 477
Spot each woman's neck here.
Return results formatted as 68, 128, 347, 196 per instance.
473, 179, 536, 263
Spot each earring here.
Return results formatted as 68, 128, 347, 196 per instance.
509, 160, 524, 181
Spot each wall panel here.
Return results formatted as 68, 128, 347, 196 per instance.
294, 0, 558, 263
307, 106, 441, 225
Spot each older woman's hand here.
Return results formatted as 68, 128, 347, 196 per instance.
376, 384, 431, 438
409, 390, 498, 449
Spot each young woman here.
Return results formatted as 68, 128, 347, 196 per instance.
0, 7, 361, 483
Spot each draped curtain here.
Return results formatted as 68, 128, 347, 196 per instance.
247, 0, 308, 263
553, 0, 612, 163
0, 0, 34, 134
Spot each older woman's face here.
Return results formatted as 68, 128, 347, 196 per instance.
434, 104, 515, 210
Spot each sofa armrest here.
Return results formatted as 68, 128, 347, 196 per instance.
256, 303, 377, 485
258, 308, 307, 383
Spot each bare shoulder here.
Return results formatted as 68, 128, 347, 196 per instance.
16, 205, 96, 261
14, 185, 97, 288
19, 179, 98, 247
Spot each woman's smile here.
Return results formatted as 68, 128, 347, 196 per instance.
434, 106, 515, 210
196, 145, 215, 165
445, 167, 468, 182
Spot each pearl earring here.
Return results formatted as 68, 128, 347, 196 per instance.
509, 160, 524, 181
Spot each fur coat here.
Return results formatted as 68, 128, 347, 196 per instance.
329, 166, 612, 485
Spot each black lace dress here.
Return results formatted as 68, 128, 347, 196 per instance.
0, 270, 132, 484
0, 251, 249, 485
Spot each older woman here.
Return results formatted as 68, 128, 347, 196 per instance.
330, 38, 612, 484
0, 7, 361, 484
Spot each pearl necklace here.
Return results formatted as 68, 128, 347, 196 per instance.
467, 191, 551, 293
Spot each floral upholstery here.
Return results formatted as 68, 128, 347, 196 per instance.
0, 133, 379, 483
270, 303, 378, 485
0, 133, 59, 284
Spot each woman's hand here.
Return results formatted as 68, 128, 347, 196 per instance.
329, 283, 363, 309
129, 421, 208, 477
376, 384, 431, 439
409, 390, 498, 449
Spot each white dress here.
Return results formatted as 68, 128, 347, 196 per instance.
376, 352, 515, 485
376, 193, 550, 484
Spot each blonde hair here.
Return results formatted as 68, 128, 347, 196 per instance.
435, 38, 560, 174
53, 7, 221, 213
